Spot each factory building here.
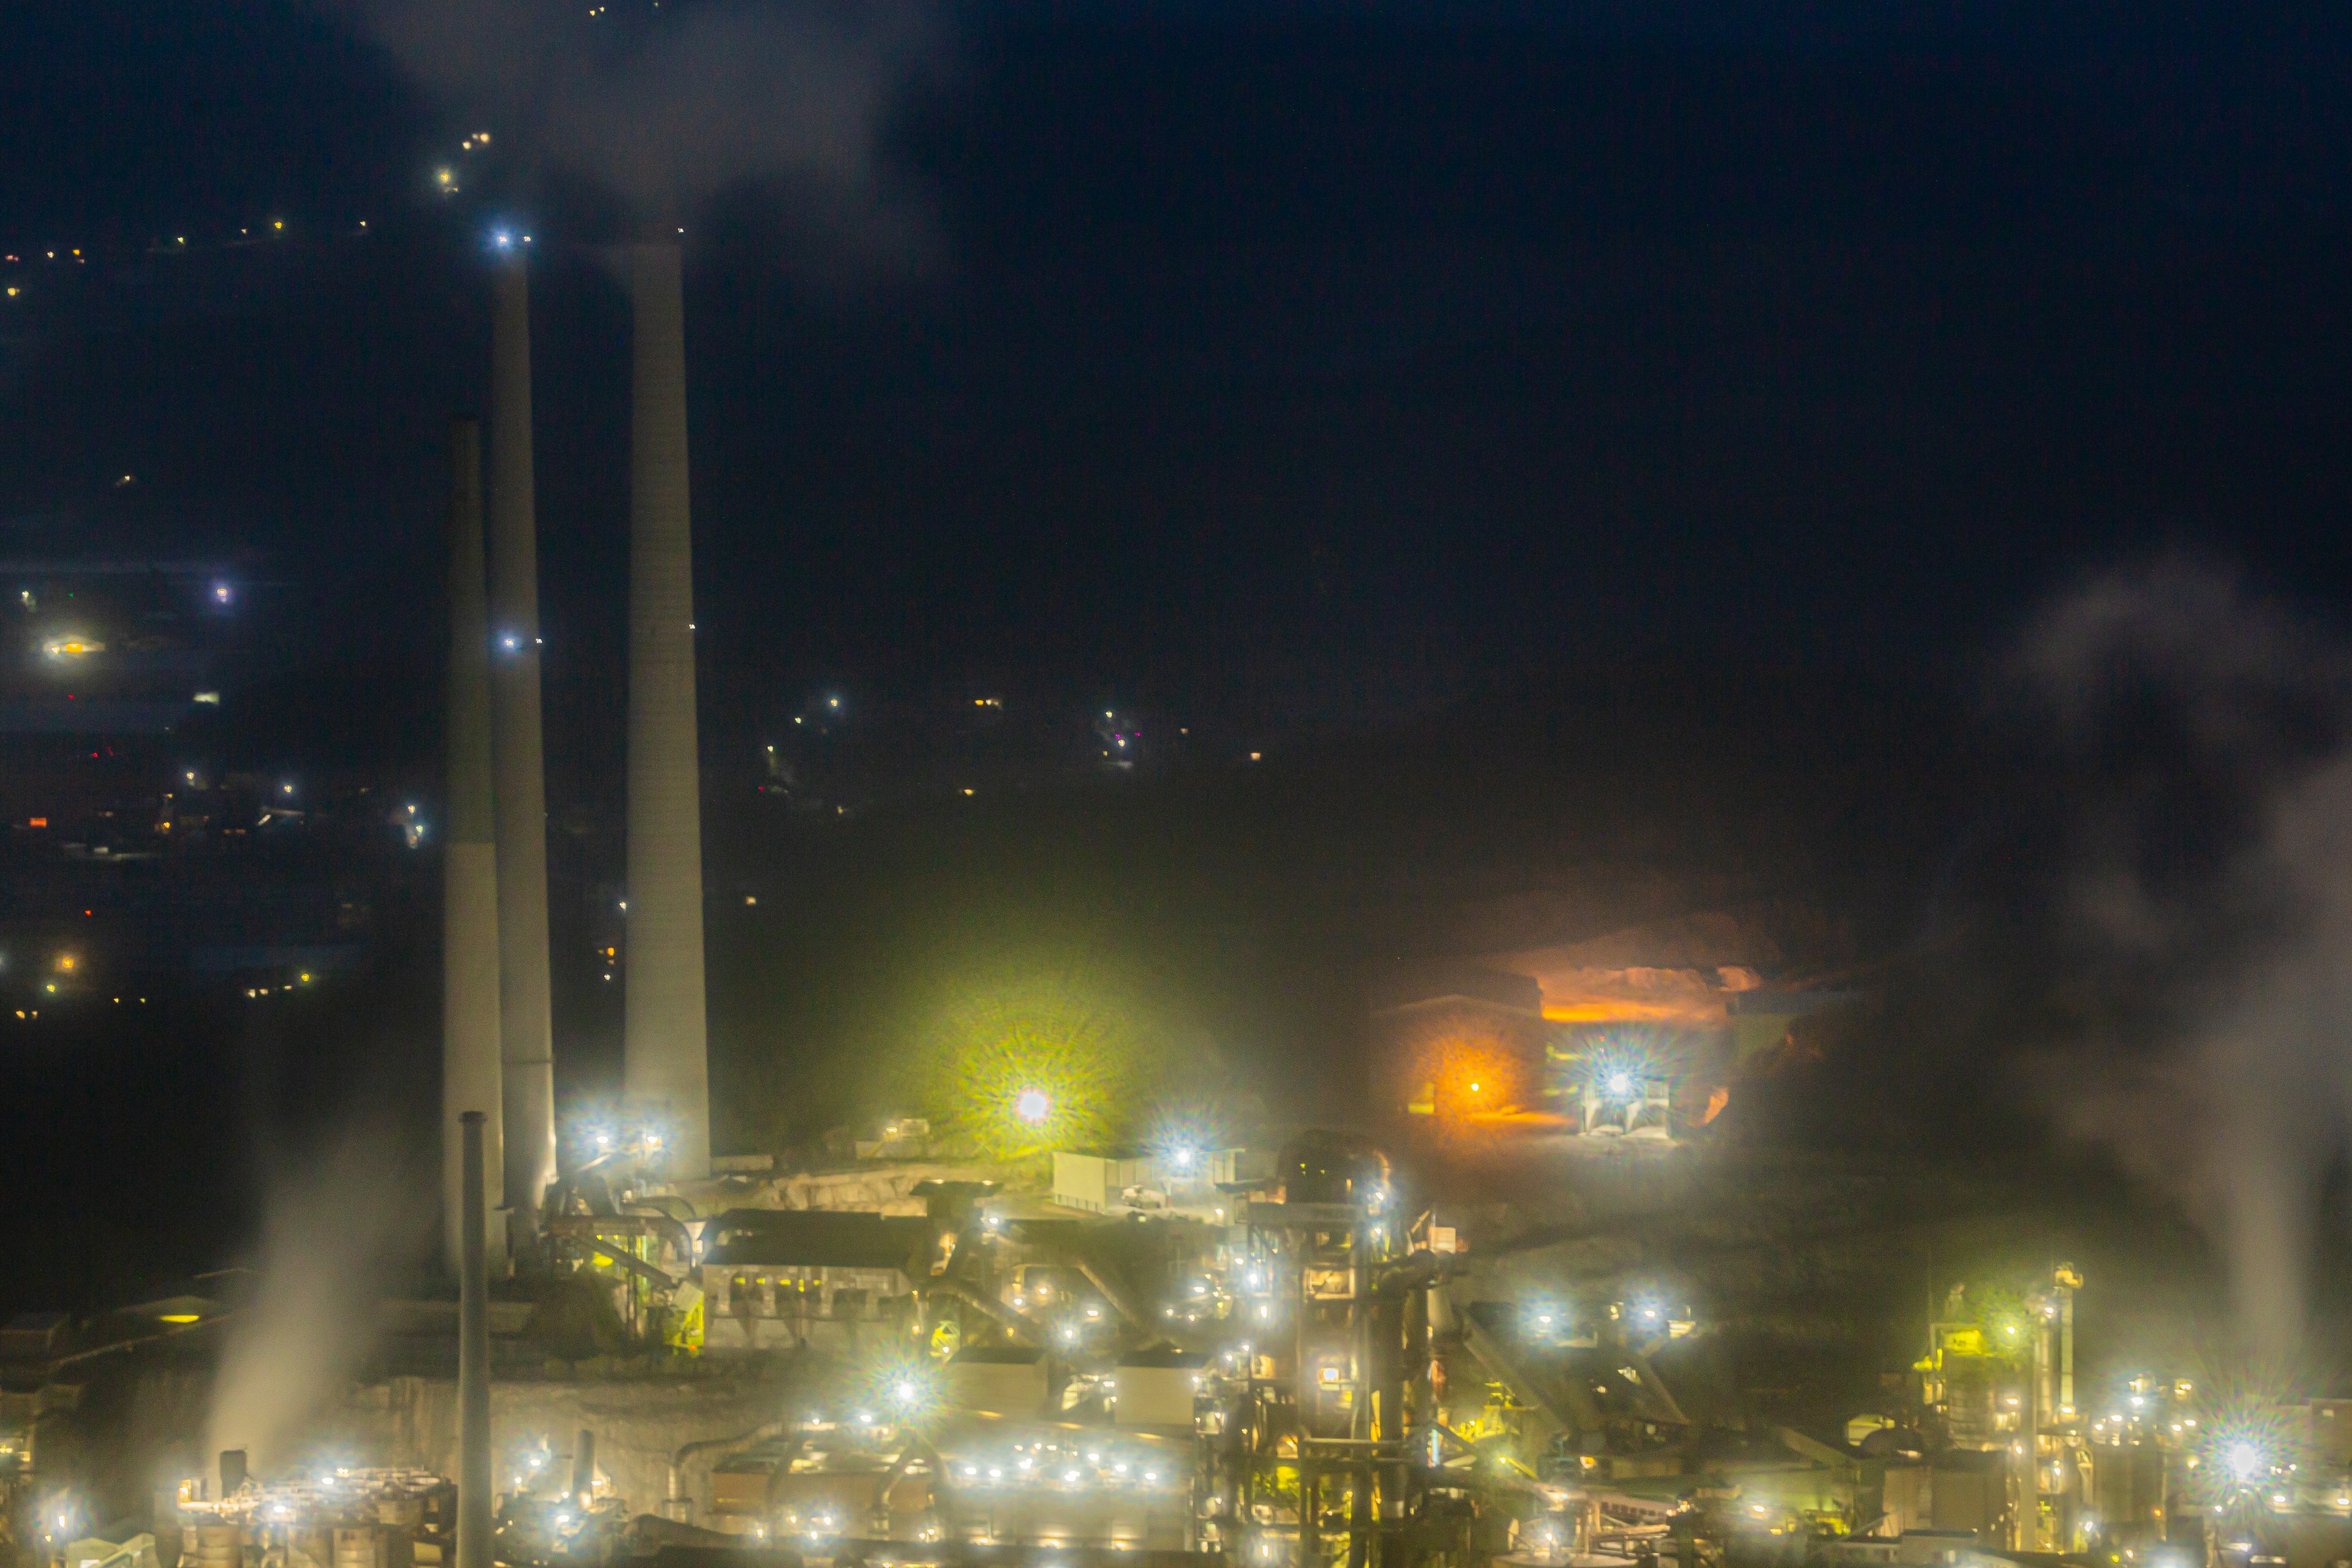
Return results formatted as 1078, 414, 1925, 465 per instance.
1050, 1148, 1257, 1215
699, 1210, 940, 1353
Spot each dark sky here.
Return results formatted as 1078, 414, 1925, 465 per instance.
2, 0, 2348, 741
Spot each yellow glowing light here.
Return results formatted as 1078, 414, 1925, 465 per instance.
158, 1314, 200, 1324
273, 220, 284, 230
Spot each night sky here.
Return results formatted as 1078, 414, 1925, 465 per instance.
2, 0, 2349, 741
7, 0, 2352, 1332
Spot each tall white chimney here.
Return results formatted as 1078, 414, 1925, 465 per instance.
489, 248, 558, 1232
442, 418, 507, 1278
622, 241, 711, 1181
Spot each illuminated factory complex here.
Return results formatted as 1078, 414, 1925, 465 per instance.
10, 240, 2352, 1568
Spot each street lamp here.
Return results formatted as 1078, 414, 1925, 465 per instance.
1016, 1088, 1050, 1126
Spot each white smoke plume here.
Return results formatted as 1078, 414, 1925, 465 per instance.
2021, 558, 2352, 1357
343, 0, 940, 257
207, 1126, 432, 1476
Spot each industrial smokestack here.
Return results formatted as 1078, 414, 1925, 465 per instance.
622, 241, 711, 1182
489, 249, 557, 1237
443, 418, 507, 1280
457, 1112, 492, 1568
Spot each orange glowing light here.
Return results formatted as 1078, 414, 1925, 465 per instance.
1540, 998, 1718, 1024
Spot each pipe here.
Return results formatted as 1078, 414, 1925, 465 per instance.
457, 1112, 493, 1568
867, 1434, 940, 1537
570, 1429, 595, 1505
667, 1420, 787, 1502
443, 417, 507, 1281
622, 240, 712, 1183
488, 247, 557, 1239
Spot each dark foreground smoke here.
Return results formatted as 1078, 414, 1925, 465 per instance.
2021, 559, 2352, 1357
346, 0, 937, 253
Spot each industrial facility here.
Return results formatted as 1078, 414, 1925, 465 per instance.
7, 219, 2348, 1568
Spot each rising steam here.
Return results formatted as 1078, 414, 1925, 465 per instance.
2021, 558, 2352, 1356
343, 0, 938, 254
207, 1126, 431, 1476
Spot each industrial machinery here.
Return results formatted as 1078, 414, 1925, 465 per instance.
172, 1463, 457, 1568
